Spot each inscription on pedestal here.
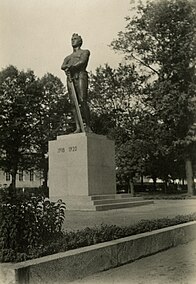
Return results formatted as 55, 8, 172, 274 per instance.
57, 146, 77, 153
69, 146, 77, 152
57, 147, 65, 153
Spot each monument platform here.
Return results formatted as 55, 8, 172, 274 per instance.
48, 133, 153, 210
48, 193, 153, 211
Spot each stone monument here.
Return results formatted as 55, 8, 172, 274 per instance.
48, 33, 116, 210
49, 34, 153, 210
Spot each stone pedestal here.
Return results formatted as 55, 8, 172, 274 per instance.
48, 133, 116, 208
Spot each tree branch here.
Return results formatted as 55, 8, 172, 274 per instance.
131, 54, 160, 76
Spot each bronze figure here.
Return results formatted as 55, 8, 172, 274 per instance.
61, 33, 91, 133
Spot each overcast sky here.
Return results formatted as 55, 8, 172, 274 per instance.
0, 0, 135, 82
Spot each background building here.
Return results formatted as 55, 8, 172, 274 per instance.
0, 169, 43, 189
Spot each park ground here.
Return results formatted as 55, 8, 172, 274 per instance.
63, 199, 196, 284
63, 199, 196, 231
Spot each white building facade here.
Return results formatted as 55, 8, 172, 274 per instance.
0, 169, 43, 188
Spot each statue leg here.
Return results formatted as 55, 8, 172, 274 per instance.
72, 109, 81, 133
78, 73, 91, 131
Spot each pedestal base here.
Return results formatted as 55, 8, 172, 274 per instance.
48, 133, 153, 211
49, 194, 154, 211
49, 133, 116, 200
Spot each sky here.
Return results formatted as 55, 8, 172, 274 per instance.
0, 0, 135, 82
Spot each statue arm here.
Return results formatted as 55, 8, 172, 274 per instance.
61, 56, 71, 71
71, 50, 90, 70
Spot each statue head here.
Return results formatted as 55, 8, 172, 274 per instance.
71, 33, 83, 48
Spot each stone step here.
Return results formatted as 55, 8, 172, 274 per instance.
51, 195, 153, 211
95, 200, 154, 211
91, 194, 142, 201
93, 198, 142, 205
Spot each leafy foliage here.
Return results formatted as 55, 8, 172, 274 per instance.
0, 66, 71, 190
0, 195, 66, 262
110, 0, 196, 190
0, 66, 41, 189
111, 0, 196, 142
89, 64, 149, 188
89, 63, 145, 135
1, 210, 195, 262
30, 73, 70, 187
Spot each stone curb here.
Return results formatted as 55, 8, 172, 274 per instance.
1, 221, 196, 284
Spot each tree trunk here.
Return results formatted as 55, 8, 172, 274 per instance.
141, 175, 144, 191
129, 178, 135, 197
42, 157, 49, 197
43, 167, 48, 188
182, 178, 185, 186
164, 180, 168, 194
10, 171, 17, 196
42, 156, 48, 188
152, 176, 157, 192
185, 158, 195, 195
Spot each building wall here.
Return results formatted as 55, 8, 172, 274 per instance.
0, 170, 43, 188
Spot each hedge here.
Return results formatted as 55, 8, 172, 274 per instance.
1, 210, 196, 262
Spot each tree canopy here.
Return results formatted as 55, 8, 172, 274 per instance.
0, 66, 70, 191
0, 66, 41, 190
109, 0, 196, 192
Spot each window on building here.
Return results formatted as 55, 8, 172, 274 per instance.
30, 170, 34, 181
5, 172, 11, 181
19, 170, 24, 181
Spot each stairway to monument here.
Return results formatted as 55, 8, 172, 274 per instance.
62, 194, 154, 211
90, 194, 154, 211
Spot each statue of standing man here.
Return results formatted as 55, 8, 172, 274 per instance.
61, 33, 92, 133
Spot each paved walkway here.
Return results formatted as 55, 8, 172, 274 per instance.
63, 199, 196, 231
71, 239, 196, 284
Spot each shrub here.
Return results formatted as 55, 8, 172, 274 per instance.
61, 213, 196, 249
0, 196, 66, 262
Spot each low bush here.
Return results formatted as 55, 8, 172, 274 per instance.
1, 208, 196, 262
142, 194, 189, 200
45, 213, 196, 255
0, 195, 66, 262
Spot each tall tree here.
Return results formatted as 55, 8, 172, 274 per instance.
89, 63, 145, 135
0, 67, 71, 192
89, 63, 150, 189
111, 0, 196, 194
31, 73, 70, 188
89, 63, 186, 192
0, 66, 41, 192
